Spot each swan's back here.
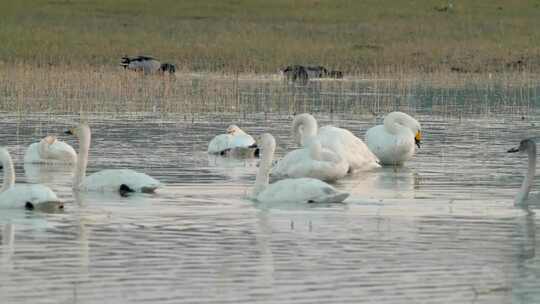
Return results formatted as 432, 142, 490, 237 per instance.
365, 124, 415, 165
0, 184, 59, 208
24, 139, 77, 164
257, 177, 349, 204
318, 126, 379, 171
271, 146, 348, 182
208, 133, 256, 155
82, 169, 161, 193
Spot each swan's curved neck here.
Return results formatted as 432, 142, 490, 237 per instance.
252, 140, 275, 197
293, 114, 318, 146
38, 140, 49, 158
74, 127, 91, 189
0, 152, 15, 192
309, 140, 323, 160
516, 144, 537, 205
384, 112, 413, 135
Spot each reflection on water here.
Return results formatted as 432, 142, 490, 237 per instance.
0, 105, 540, 302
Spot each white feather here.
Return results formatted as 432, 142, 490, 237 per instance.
293, 113, 380, 172
0, 147, 61, 208
208, 125, 256, 156
365, 112, 421, 165
24, 136, 77, 164
252, 133, 349, 204
68, 124, 161, 193
272, 139, 349, 182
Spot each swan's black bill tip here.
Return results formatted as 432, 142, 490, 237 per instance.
508, 147, 520, 153
64, 130, 73, 135
415, 138, 421, 148
25, 202, 34, 210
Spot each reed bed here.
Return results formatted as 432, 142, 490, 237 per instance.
0, 64, 538, 118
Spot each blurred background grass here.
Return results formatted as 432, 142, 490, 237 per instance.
1, 0, 540, 73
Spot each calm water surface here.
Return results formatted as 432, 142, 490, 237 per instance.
1, 91, 540, 303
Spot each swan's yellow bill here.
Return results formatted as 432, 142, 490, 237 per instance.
415, 131, 422, 142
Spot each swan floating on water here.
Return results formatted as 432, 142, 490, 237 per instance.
271, 138, 349, 182
65, 124, 161, 196
251, 133, 349, 204
508, 138, 537, 205
292, 113, 379, 172
24, 135, 77, 164
365, 112, 422, 166
208, 125, 259, 157
0, 147, 64, 210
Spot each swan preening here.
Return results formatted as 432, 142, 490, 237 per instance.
252, 133, 349, 204
121, 56, 176, 75
508, 138, 537, 205
208, 125, 259, 157
65, 124, 161, 196
291, 113, 380, 172
365, 112, 422, 166
271, 138, 349, 182
0, 147, 64, 210
24, 135, 77, 164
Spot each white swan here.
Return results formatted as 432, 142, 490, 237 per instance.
271, 138, 349, 182
0, 147, 63, 210
208, 125, 258, 157
508, 138, 537, 205
24, 135, 77, 164
251, 133, 349, 204
65, 124, 161, 195
365, 111, 422, 166
292, 113, 380, 172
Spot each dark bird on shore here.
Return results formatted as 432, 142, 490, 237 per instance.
120, 56, 176, 74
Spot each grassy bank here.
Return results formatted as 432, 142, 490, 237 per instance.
1, 0, 540, 73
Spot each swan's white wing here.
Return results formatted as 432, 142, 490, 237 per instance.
365, 125, 415, 165
318, 126, 379, 171
82, 169, 161, 193
46, 141, 77, 162
257, 178, 349, 204
208, 134, 233, 154
230, 134, 255, 148
0, 184, 59, 208
272, 148, 348, 182
24, 141, 77, 164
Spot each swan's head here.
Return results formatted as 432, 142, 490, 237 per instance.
292, 113, 318, 144
508, 138, 536, 154
25, 200, 64, 213
65, 123, 90, 138
226, 125, 243, 135
386, 112, 422, 148
259, 133, 276, 154
41, 135, 57, 145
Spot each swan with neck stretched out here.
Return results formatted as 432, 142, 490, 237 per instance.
24, 135, 77, 164
508, 138, 538, 205
65, 124, 161, 195
271, 138, 349, 182
292, 113, 379, 172
365, 112, 422, 166
208, 125, 259, 157
0, 147, 64, 210
251, 133, 349, 204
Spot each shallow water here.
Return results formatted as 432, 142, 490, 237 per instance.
1, 100, 540, 302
